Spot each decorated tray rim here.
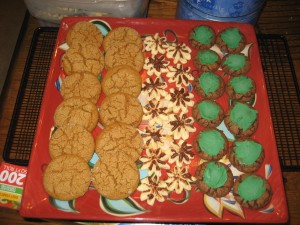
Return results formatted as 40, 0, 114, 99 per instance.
19, 16, 288, 224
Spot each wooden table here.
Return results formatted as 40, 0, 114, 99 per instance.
0, 0, 299, 224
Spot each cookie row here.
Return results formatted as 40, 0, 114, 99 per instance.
189, 25, 272, 210
92, 26, 145, 200
43, 22, 104, 201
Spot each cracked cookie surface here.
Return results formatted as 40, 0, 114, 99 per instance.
62, 43, 104, 76
95, 123, 143, 162
61, 72, 101, 104
49, 124, 95, 162
66, 21, 103, 47
43, 154, 91, 200
103, 26, 143, 51
104, 42, 144, 72
92, 153, 140, 200
54, 97, 99, 132
101, 65, 142, 97
99, 93, 143, 127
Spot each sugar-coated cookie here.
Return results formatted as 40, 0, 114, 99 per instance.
61, 72, 101, 104
99, 93, 143, 127
43, 154, 91, 200
49, 124, 95, 162
66, 21, 103, 47
92, 153, 140, 200
62, 43, 104, 76
54, 97, 99, 132
104, 42, 144, 72
101, 65, 142, 97
103, 26, 143, 51
95, 123, 143, 162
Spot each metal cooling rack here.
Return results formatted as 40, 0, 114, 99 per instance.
2, 29, 300, 171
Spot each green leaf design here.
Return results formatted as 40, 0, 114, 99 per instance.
90, 20, 111, 36
100, 196, 149, 217
49, 197, 79, 213
167, 189, 191, 204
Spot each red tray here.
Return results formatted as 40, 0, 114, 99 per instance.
20, 17, 288, 223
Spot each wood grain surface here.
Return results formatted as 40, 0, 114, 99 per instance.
0, 0, 299, 224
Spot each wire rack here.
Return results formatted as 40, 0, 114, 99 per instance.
2, 28, 300, 171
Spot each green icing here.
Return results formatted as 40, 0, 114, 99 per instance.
230, 75, 253, 94
221, 28, 242, 49
198, 100, 220, 120
199, 50, 218, 65
223, 54, 246, 71
193, 26, 213, 45
199, 72, 220, 95
234, 140, 262, 165
238, 175, 266, 201
230, 102, 257, 131
203, 162, 228, 188
199, 130, 225, 156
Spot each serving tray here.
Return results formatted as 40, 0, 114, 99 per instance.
19, 17, 288, 223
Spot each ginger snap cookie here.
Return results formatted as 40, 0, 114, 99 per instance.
99, 93, 143, 127
195, 161, 234, 198
92, 153, 140, 200
62, 42, 104, 76
49, 124, 95, 162
54, 97, 99, 132
233, 174, 272, 209
101, 65, 142, 97
66, 21, 103, 47
224, 102, 258, 138
103, 26, 143, 51
104, 42, 144, 72
95, 123, 143, 162
43, 154, 91, 200
61, 72, 101, 104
